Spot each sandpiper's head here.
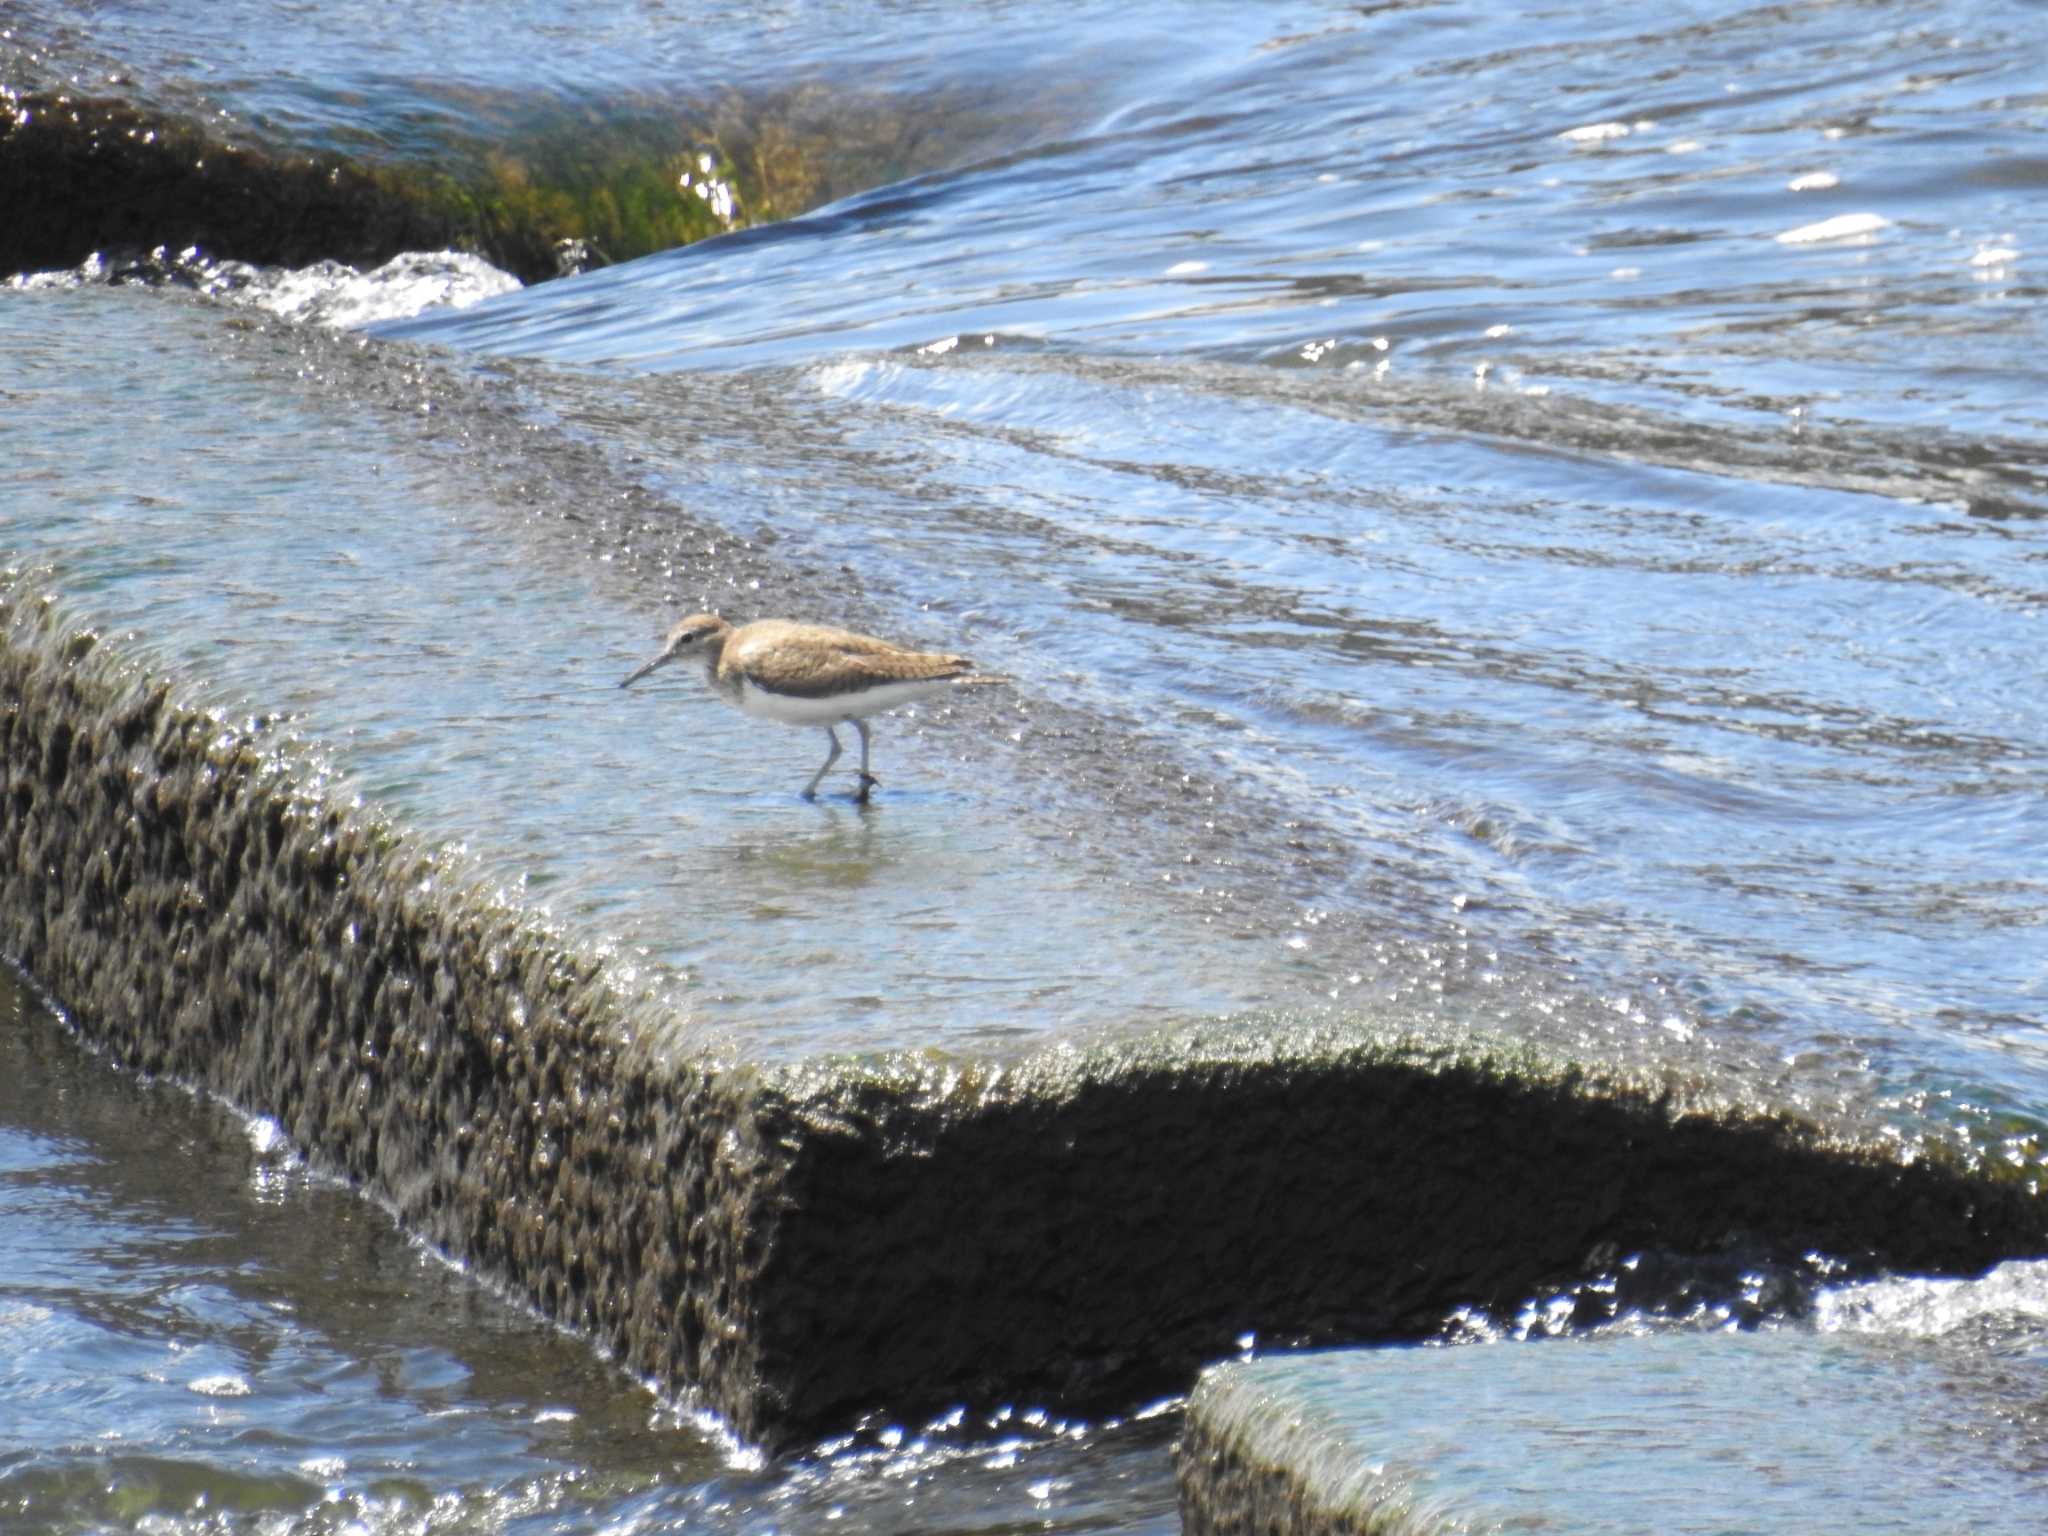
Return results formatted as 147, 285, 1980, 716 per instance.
618, 612, 731, 688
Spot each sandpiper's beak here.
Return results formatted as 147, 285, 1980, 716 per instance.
619, 649, 672, 689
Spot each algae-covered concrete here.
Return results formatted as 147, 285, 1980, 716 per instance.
0, 92, 518, 279
1176, 1362, 1396, 1536
748, 1033, 2044, 1429
0, 582, 790, 1438
0, 89, 738, 284
0, 76, 1014, 284
2, 581, 2044, 1445
1176, 1326, 2048, 1535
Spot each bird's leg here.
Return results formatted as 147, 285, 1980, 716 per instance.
853, 718, 880, 803
804, 726, 842, 800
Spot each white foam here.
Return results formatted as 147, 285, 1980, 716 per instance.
1814, 1258, 2048, 1337
1775, 212, 1889, 245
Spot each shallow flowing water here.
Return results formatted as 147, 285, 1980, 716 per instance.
386, 0, 2048, 1118
4, 0, 2046, 1527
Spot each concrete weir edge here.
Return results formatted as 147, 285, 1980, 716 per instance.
3, 583, 2044, 1448
1175, 1363, 1430, 1536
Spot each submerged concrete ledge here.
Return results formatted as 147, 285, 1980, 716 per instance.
0, 69, 1015, 285
0, 86, 726, 283
1176, 1326, 2048, 1535
2, 584, 2044, 1446
0, 91, 521, 279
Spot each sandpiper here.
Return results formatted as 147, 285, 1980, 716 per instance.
619, 613, 1001, 802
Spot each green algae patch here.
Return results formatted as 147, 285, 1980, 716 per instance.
0, 91, 507, 277
0, 87, 744, 282
0, 78, 1004, 283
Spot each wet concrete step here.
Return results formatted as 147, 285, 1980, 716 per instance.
4, 293, 2044, 1450
1176, 1312, 2048, 1535
6, 570, 2043, 1445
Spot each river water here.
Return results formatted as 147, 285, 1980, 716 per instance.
4, 0, 2047, 1528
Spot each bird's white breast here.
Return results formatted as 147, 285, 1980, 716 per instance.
733, 675, 958, 725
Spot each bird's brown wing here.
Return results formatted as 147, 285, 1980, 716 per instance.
725, 621, 974, 700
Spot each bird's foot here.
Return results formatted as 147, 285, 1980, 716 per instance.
855, 772, 881, 804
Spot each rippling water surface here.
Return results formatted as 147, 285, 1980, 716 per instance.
385, 0, 2048, 1114
6, 0, 2048, 1528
